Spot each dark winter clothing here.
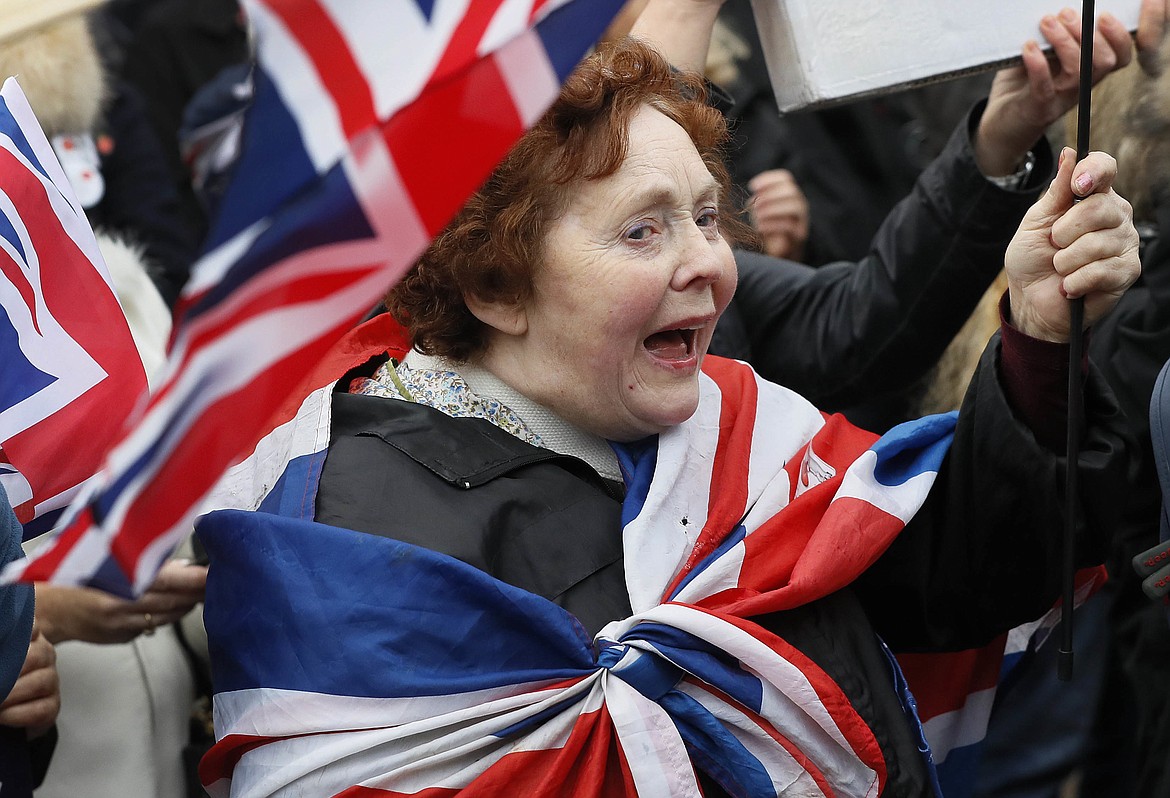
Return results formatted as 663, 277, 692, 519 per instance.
716, 0, 993, 268
118, 0, 249, 243
89, 80, 200, 306
0, 488, 37, 793
1085, 197, 1170, 797
713, 104, 1051, 422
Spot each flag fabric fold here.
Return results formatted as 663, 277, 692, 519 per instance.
0, 77, 147, 539
6, 0, 625, 595
198, 352, 961, 797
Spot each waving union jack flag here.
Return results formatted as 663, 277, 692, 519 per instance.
0, 78, 147, 540
5, 0, 625, 594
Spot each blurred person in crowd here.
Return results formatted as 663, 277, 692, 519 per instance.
0, 2, 200, 306
117, 0, 248, 249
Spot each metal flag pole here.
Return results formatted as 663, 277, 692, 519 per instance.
1059, 0, 1095, 682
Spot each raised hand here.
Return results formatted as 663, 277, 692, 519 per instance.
1006, 149, 1140, 341
976, 8, 1133, 176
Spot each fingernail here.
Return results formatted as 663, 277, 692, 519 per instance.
1074, 172, 1094, 194
1060, 7, 1077, 22
1059, 282, 1070, 299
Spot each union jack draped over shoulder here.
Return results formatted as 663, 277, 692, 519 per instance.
196, 317, 1106, 796
196, 332, 967, 797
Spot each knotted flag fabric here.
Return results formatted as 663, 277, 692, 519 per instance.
5, 0, 625, 595
197, 351, 960, 797
0, 77, 147, 539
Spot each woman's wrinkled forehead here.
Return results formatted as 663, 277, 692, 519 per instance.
559, 107, 719, 220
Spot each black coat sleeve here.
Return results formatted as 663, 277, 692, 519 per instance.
712, 105, 1052, 413
852, 334, 1133, 652
1092, 198, 1170, 441
1083, 199, 1170, 592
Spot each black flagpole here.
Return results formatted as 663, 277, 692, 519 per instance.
1059, 0, 1095, 682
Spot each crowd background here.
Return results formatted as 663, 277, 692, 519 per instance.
0, 0, 1166, 796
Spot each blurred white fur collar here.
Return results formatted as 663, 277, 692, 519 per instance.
0, 13, 105, 136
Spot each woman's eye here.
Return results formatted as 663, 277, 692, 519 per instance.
626, 224, 653, 241
697, 208, 718, 227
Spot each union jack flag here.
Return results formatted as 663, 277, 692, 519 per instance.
0, 78, 147, 540
195, 321, 1106, 796
196, 348, 958, 797
4, 0, 625, 594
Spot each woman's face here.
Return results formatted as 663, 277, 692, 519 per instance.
478, 105, 737, 442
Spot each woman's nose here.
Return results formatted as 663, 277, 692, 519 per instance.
670, 225, 726, 292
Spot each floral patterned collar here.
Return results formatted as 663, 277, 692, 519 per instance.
349, 359, 543, 448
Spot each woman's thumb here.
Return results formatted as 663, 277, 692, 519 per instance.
1040, 146, 1079, 213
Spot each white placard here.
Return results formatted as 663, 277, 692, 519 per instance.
749, 0, 1141, 111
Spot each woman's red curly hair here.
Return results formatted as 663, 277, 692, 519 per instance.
387, 36, 754, 362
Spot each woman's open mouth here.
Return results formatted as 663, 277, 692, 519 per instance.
643, 326, 699, 362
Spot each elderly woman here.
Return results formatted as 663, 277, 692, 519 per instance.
197, 38, 1138, 798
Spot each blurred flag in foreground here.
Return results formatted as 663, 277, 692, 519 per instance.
3, 0, 625, 595
0, 77, 147, 540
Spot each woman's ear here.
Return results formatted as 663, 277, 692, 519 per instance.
464, 293, 528, 337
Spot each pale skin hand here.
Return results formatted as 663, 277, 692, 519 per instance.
35, 560, 208, 645
977, 8, 1134, 176
747, 169, 810, 261
1006, 148, 1140, 342
0, 623, 59, 738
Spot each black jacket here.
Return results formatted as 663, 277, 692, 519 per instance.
89, 80, 200, 306
314, 342, 1128, 797
715, 0, 995, 268
714, 106, 1052, 429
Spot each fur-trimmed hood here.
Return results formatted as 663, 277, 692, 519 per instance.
0, 13, 106, 136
